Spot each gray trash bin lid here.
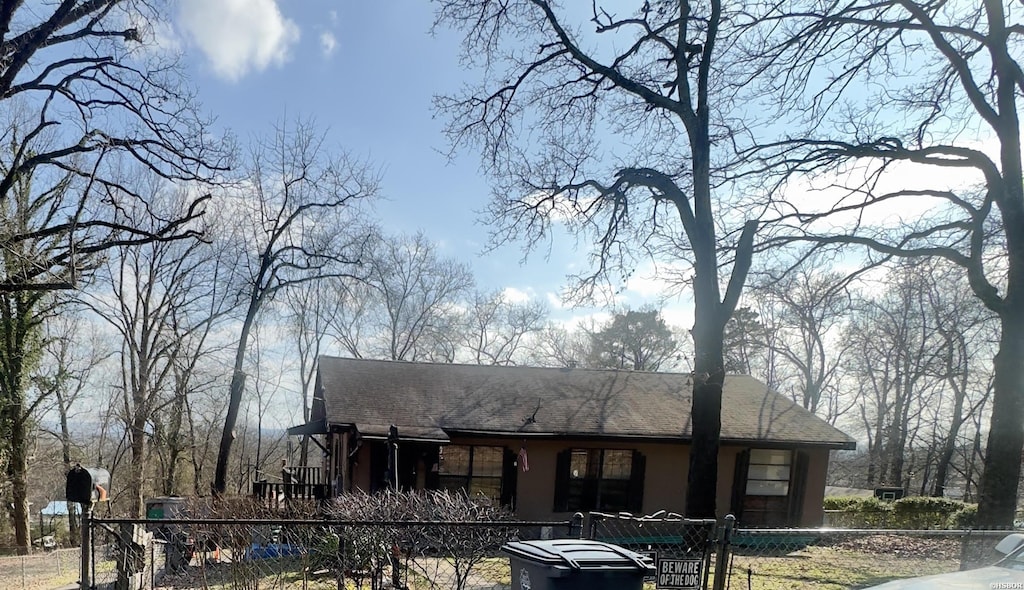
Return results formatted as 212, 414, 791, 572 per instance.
502, 539, 654, 572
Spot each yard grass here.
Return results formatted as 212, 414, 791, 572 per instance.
35, 542, 969, 589
716, 545, 959, 589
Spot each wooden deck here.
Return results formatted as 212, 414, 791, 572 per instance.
251, 466, 330, 503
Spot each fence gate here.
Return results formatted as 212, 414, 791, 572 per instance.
585, 511, 730, 590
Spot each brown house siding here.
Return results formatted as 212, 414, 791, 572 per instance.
304, 358, 854, 526
339, 433, 833, 525
800, 448, 830, 526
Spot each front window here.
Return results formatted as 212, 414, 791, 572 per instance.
561, 448, 636, 512
438, 445, 503, 503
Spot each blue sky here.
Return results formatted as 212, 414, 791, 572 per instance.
171, 0, 689, 328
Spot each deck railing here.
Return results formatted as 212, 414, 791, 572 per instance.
252, 466, 330, 502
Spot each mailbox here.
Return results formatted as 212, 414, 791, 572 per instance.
66, 464, 110, 504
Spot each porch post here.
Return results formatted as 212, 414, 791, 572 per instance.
340, 429, 349, 495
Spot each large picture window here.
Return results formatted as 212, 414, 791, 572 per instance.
438, 445, 503, 503
554, 448, 645, 513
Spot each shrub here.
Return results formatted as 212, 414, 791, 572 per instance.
823, 495, 976, 529
322, 489, 518, 590
891, 497, 971, 529
949, 505, 978, 529
823, 497, 863, 511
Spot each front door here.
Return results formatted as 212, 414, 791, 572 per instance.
731, 449, 808, 527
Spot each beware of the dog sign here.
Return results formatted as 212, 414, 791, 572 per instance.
656, 558, 702, 590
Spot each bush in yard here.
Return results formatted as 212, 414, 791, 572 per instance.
824, 496, 977, 529
891, 497, 968, 529
823, 496, 868, 511
321, 489, 518, 590
824, 497, 893, 528
948, 504, 978, 529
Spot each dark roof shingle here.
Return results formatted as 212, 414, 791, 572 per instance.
315, 356, 855, 448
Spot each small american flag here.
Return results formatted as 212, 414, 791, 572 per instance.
518, 445, 530, 472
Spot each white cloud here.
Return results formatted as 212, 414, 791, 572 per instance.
178, 0, 300, 82
659, 305, 694, 331
320, 32, 337, 57
502, 287, 532, 303
545, 291, 567, 310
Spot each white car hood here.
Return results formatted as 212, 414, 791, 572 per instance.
867, 565, 1024, 589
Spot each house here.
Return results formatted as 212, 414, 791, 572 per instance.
283, 356, 855, 527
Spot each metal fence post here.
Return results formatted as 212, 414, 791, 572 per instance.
80, 502, 92, 590
711, 514, 735, 590
570, 513, 585, 539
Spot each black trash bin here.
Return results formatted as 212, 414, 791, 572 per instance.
501, 539, 654, 590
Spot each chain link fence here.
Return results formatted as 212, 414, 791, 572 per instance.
587, 511, 718, 589
24, 507, 1023, 589
84, 516, 576, 590
0, 546, 80, 589
720, 527, 1010, 590
584, 512, 1016, 590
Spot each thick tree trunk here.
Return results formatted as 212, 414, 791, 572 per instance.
977, 4, 1024, 526
213, 368, 247, 495
686, 303, 727, 518
976, 310, 1024, 526
8, 413, 30, 554
214, 256, 268, 496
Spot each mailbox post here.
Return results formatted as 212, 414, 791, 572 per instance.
66, 464, 110, 590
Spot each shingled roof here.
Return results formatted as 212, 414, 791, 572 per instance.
313, 356, 855, 449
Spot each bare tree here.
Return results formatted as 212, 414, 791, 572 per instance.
843, 262, 947, 488
755, 263, 853, 421
722, 307, 765, 376
36, 313, 108, 545
924, 263, 996, 497
528, 321, 595, 368
366, 231, 474, 361
0, 0, 226, 546
462, 289, 547, 365
435, 0, 759, 517
751, 0, 1024, 526
323, 277, 375, 359
232, 326, 289, 495
151, 250, 234, 497
84, 176, 221, 517
283, 280, 335, 465
212, 119, 379, 495
0, 3, 227, 291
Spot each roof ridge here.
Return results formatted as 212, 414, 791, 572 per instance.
317, 354, 750, 379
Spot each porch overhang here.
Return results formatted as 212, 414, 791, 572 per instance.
356, 423, 450, 443
286, 417, 329, 436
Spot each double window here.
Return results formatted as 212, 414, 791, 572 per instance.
554, 448, 645, 513
438, 445, 504, 503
